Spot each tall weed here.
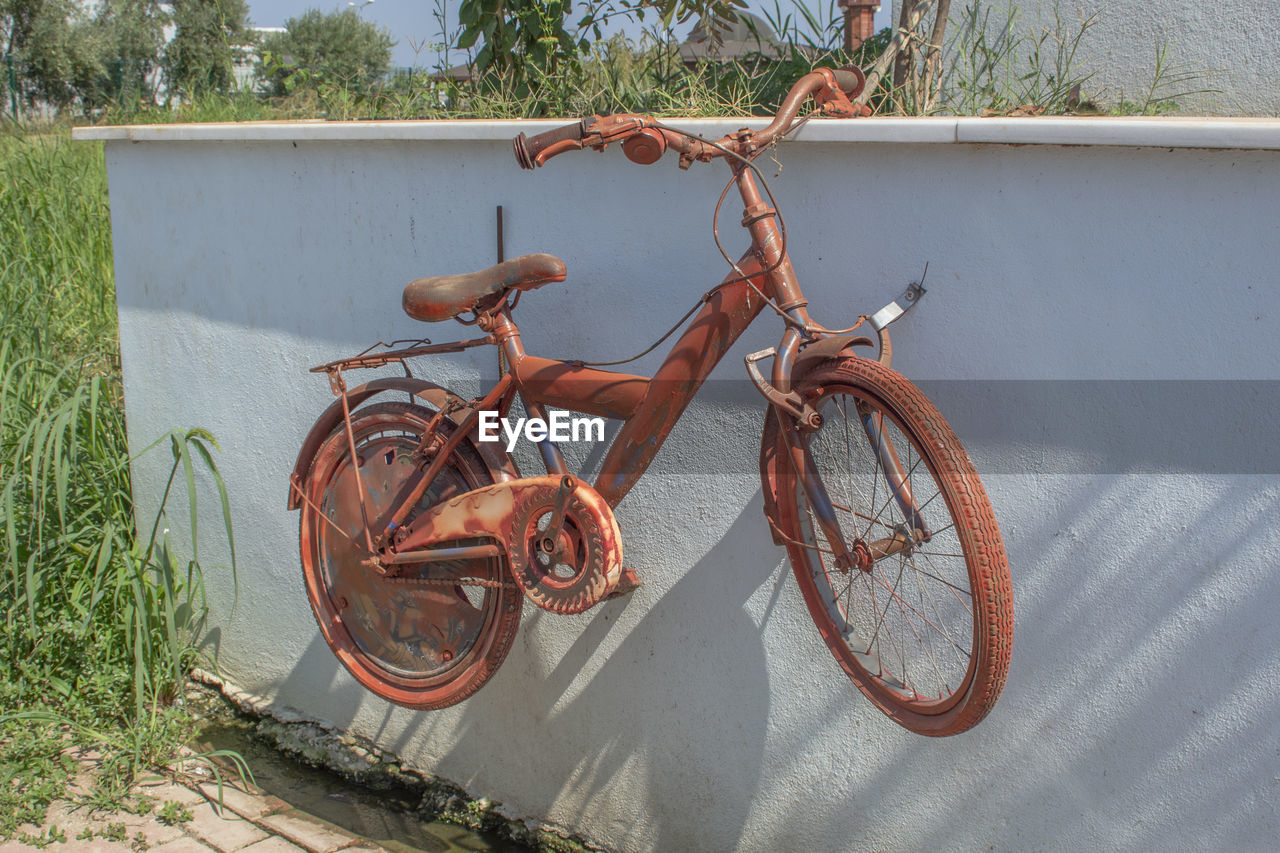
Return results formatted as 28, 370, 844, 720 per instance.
0, 129, 237, 836
943, 0, 1096, 115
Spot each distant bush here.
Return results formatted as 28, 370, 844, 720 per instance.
258, 8, 394, 97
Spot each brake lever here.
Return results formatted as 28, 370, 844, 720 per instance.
583, 115, 648, 150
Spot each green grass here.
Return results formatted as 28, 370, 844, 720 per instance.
68, 3, 1207, 126
81, 25, 893, 126
0, 127, 236, 837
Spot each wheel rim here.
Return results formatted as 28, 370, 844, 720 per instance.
796, 388, 979, 713
307, 414, 508, 693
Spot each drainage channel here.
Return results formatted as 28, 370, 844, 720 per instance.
194, 720, 532, 853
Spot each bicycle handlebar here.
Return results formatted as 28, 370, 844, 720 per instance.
831, 68, 864, 98
513, 65, 867, 171
513, 120, 588, 170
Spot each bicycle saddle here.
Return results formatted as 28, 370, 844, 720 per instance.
402, 253, 567, 322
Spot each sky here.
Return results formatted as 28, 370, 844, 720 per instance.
244, 0, 896, 69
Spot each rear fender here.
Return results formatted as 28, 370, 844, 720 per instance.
287, 377, 518, 509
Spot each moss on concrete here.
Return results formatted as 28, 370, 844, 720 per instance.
188, 673, 599, 852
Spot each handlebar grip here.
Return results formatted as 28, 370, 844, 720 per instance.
513, 121, 587, 170
831, 67, 866, 99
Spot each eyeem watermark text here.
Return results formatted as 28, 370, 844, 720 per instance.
478, 411, 605, 452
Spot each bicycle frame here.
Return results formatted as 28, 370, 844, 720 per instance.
349, 163, 907, 571
288, 65, 1013, 734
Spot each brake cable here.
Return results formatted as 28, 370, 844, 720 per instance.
564, 109, 825, 369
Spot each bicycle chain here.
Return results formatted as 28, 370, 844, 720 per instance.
382, 574, 516, 590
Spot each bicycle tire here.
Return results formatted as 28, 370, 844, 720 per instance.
298, 401, 522, 709
761, 356, 1012, 736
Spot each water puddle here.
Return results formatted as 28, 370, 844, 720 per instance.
194, 721, 531, 853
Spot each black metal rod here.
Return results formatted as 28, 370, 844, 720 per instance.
496, 204, 505, 263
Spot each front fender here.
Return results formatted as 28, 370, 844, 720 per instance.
287, 376, 518, 510
793, 333, 875, 377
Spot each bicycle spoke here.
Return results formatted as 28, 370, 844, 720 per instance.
863, 559, 971, 659
906, 551, 967, 681
891, 566, 949, 698
900, 555, 974, 602
869, 451, 927, 537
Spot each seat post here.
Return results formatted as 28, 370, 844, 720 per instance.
488, 309, 527, 369
485, 307, 569, 476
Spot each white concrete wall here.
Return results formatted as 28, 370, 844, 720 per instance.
894, 0, 1280, 115
76, 117, 1280, 852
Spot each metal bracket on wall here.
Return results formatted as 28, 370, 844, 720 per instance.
869, 280, 927, 332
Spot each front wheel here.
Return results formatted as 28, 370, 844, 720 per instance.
762, 356, 1012, 736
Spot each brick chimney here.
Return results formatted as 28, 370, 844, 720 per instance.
838, 0, 880, 51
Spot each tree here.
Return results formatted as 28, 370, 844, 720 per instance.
95, 0, 168, 105
2, 0, 107, 109
258, 8, 393, 96
164, 0, 251, 96
455, 0, 747, 79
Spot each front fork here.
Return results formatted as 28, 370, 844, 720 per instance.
768, 387, 930, 573
750, 285, 930, 572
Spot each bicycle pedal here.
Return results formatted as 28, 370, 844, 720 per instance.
605, 566, 642, 600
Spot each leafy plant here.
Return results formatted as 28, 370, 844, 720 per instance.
4, 0, 114, 111
1109, 40, 1220, 115
455, 0, 748, 81
93, 0, 170, 109
156, 800, 193, 825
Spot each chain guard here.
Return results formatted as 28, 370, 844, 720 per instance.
392, 474, 623, 615
507, 480, 622, 614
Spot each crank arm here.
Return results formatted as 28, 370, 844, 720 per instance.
540, 475, 577, 554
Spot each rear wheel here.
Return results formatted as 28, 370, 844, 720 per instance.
299, 402, 522, 709
764, 357, 1012, 735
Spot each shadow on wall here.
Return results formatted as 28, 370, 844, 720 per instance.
421, 496, 779, 851
799, 473, 1280, 852
270, 496, 779, 850
260, 469, 1280, 851
115, 137, 1280, 850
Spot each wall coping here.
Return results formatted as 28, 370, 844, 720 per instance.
72, 115, 1280, 150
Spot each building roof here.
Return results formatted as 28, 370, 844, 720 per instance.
678, 12, 787, 62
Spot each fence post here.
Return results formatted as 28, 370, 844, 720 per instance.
4, 53, 18, 118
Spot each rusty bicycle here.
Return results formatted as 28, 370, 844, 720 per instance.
288, 67, 1013, 736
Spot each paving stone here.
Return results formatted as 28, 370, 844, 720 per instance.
258, 811, 361, 853
183, 800, 270, 852
238, 838, 309, 853
144, 781, 208, 806
44, 792, 185, 849
197, 782, 274, 822
147, 838, 220, 853
100, 808, 187, 848
31, 799, 132, 847
45, 840, 132, 852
